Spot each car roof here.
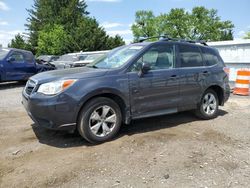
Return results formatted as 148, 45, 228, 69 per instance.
5, 48, 32, 53
132, 40, 217, 51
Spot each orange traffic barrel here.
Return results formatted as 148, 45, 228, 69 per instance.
233, 70, 250, 96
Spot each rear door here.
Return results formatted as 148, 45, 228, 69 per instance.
177, 44, 208, 108
128, 43, 180, 118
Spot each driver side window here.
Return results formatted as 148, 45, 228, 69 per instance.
9, 52, 24, 62
131, 44, 175, 72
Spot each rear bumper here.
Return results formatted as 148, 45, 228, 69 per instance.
22, 92, 77, 131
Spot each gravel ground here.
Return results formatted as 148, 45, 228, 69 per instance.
0, 82, 250, 188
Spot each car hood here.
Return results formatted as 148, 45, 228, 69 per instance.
73, 60, 93, 64
50, 61, 73, 69
51, 60, 72, 65
31, 67, 108, 84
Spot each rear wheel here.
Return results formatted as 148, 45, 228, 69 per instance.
77, 97, 122, 143
195, 89, 219, 120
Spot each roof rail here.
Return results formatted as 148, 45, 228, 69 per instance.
160, 37, 208, 46
138, 36, 166, 42
138, 36, 208, 46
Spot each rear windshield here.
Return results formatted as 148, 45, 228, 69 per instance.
56, 54, 77, 62
0, 49, 10, 60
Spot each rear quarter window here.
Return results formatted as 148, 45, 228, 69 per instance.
179, 44, 203, 67
201, 48, 221, 66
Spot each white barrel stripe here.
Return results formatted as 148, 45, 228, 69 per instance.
236, 76, 250, 80
235, 83, 250, 89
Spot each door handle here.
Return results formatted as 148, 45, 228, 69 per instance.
202, 71, 209, 75
170, 75, 177, 78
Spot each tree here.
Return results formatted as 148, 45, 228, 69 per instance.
8, 33, 32, 51
25, 0, 124, 54
131, 11, 157, 39
106, 35, 125, 49
190, 7, 234, 41
159, 8, 191, 39
132, 6, 234, 42
25, 0, 88, 49
37, 24, 70, 55
243, 31, 250, 39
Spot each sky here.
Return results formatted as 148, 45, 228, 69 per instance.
0, 0, 250, 47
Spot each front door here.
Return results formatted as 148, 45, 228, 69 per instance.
128, 44, 180, 118
5, 51, 26, 81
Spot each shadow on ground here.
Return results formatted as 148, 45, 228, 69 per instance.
32, 109, 228, 148
0, 81, 26, 90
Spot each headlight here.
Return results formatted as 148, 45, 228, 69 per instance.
37, 79, 77, 95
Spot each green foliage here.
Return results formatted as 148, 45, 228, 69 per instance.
243, 30, 250, 39
37, 24, 70, 55
10, 0, 124, 55
132, 6, 234, 42
8, 34, 32, 51
131, 11, 157, 40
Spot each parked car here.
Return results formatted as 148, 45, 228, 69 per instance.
36, 55, 59, 64
72, 51, 109, 67
50, 51, 109, 69
50, 53, 86, 69
0, 48, 55, 82
22, 37, 230, 143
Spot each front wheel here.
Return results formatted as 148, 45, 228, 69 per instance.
77, 97, 122, 143
195, 89, 219, 120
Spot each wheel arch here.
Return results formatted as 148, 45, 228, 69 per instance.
204, 85, 224, 105
76, 88, 131, 125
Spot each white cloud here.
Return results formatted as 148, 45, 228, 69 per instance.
0, 1, 9, 11
106, 29, 132, 36
0, 20, 8, 26
101, 22, 123, 29
237, 30, 246, 38
0, 30, 23, 47
86, 0, 121, 2
123, 38, 133, 44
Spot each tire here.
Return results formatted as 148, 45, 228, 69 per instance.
195, 89, 219, 120
77, 97, 122, 143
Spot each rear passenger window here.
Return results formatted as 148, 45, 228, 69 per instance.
179, 45, 203, 67
201, 48, 220, 66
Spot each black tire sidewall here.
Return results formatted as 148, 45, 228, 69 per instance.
78, 97, 122, 143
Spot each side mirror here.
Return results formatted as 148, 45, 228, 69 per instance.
138, 62, 151, 77
7, 56, 15, 63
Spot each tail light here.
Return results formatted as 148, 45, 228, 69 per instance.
223, 67, 230, 76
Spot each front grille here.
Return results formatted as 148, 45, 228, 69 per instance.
25, 79, 37, 96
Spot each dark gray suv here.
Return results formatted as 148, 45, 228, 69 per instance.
22, 38, 230, 143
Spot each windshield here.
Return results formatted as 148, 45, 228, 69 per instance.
85, 54, 105, 61
56, 54, 77, 62
89, 45, 144, 69
0, 49, 10, 60
78, 55, 88, 61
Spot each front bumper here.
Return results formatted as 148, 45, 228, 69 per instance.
22, 91, 77, 131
